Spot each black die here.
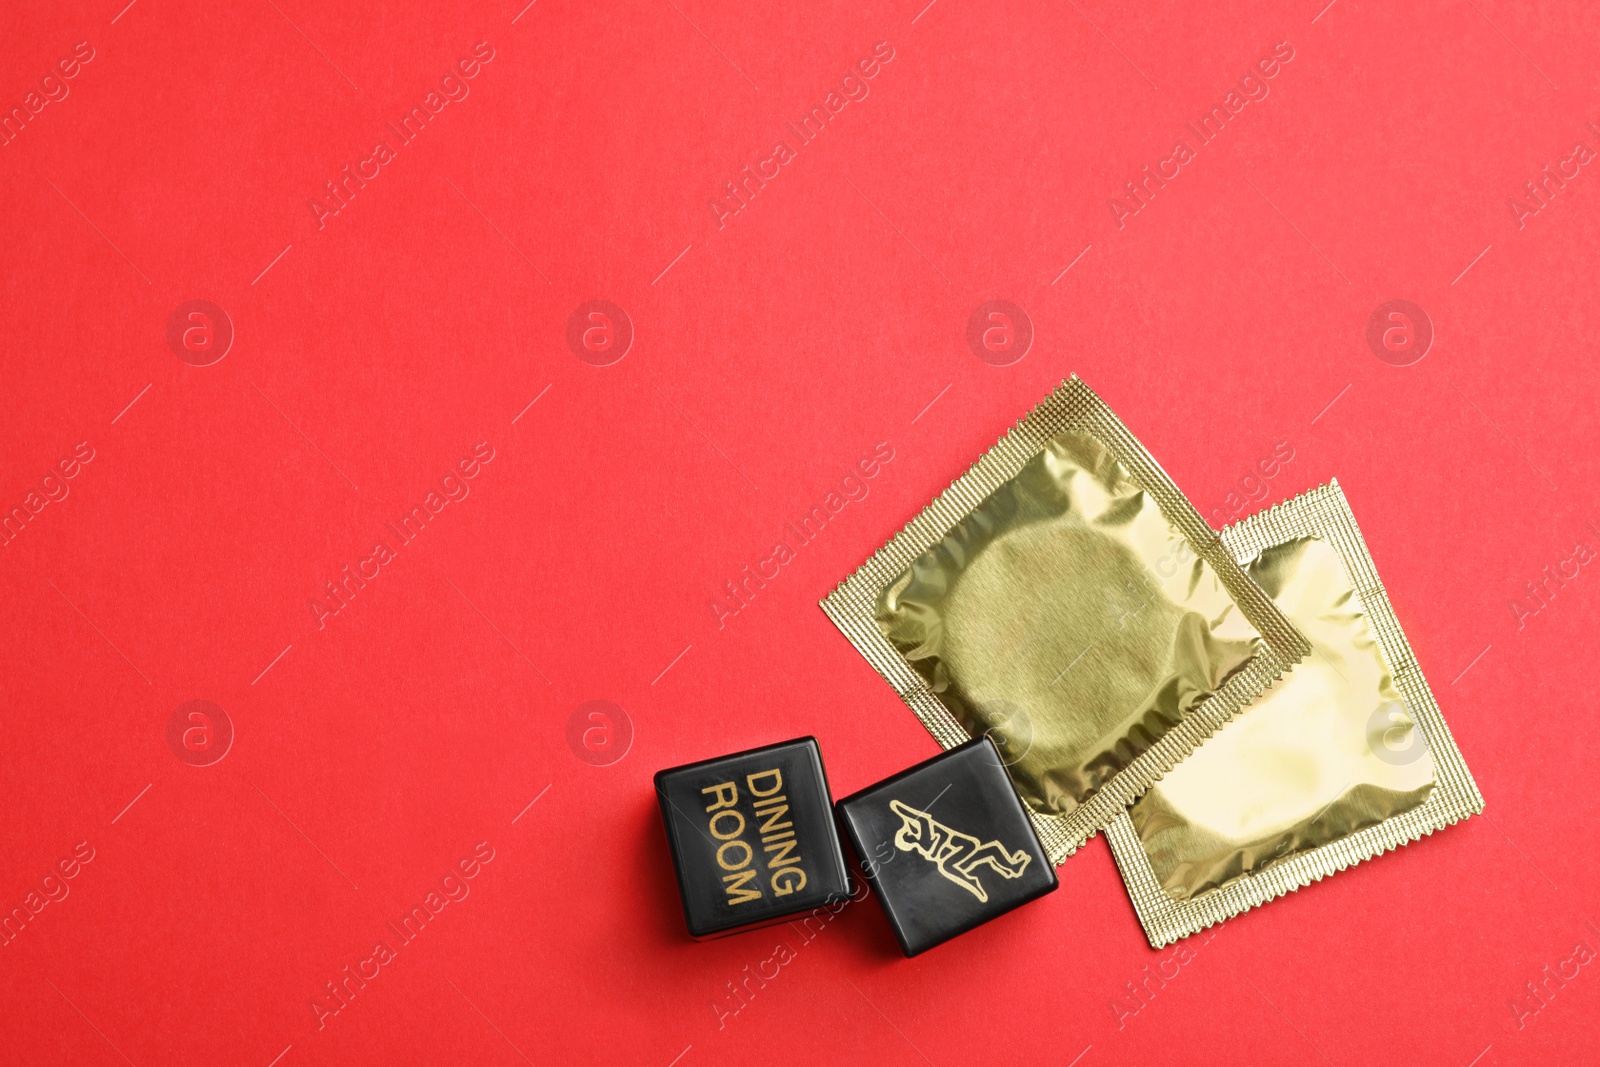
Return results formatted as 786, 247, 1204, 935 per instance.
656, 737, 850, 939
836, 737, 1057, 956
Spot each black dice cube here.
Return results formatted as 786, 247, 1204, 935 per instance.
836, 737, 1057, 956
656, 737, 850, 939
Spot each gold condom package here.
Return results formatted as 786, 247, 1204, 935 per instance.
1104, 481, 1484, 947
823, 377, 1310, 861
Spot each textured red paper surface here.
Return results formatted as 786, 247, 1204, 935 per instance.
3, 1, 1598, 1064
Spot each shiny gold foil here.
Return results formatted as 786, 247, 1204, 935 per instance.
878, 430, 1265, 815
1131, 534, 1437, 896
823, 377, 1310, 861
1104, 482, 1484, 946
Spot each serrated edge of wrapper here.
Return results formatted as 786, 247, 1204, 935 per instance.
1102, 479, 1486, 947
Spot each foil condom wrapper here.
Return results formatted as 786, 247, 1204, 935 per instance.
1104, 481, 1484, 947
822, 376, 1310, 862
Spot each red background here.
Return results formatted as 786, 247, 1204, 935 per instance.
2, 0, 1597, 1064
